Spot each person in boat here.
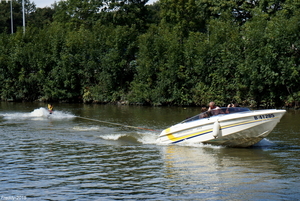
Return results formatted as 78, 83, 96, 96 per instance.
199, 107, 208, 118
208, 102, 223, 116
48, 104, 54, 114
226, 103, 239, 113
226, 103, 235, 113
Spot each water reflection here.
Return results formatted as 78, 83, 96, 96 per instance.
160, 144, 295, 200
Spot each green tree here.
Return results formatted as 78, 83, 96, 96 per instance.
27, 7, 55, 28
54, 0, 103, 29
101, 0, 151, 32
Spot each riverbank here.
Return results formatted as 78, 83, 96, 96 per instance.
1, 99, 299, 110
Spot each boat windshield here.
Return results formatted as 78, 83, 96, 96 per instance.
181, 107, 251, 123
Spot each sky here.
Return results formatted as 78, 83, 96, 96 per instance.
33, 0, 157, 8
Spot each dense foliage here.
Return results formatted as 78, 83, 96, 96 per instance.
1, 0, 300, 107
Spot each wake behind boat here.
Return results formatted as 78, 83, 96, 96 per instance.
157, 107, 286, 147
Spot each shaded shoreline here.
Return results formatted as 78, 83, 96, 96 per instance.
1, 100, 299, 110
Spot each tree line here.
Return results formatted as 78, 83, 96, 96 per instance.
0, 0, 300, 107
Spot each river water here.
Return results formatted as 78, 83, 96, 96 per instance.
0, 102, 299, 200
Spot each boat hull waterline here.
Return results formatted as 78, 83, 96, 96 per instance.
157, 108, 286, 147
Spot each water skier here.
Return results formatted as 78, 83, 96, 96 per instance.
48, 104, 54, 114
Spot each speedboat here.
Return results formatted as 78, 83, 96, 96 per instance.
157, 107, 286, 147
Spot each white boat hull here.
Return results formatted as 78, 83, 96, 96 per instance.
157, 109, 286, 147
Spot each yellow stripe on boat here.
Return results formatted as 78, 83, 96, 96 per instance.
167, 128, 213, 142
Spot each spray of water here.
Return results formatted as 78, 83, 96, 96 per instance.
1, 107, 75, 120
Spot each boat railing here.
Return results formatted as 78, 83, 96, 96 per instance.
181, 107, 251, 124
